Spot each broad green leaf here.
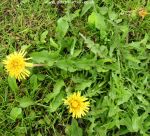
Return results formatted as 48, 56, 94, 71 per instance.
96, 67, 108, 72
108, 11, 118, 21
19, 97, 34, 108
132, 114, 141, 132
55, 59, 77, 72
140, 33, 149, 45
104, 121, 116, 130
127, 42, 141, 50
49, 90, 65, 112
99, 45, 108, 57
56, 17, 69, 37
114, 115, 120, 128
125, 54, 140, 63
72, 49, 82, 57
87, 118, 97, 135
88, 12, 96, 26
68, 119, 83, 136
65, 125, 71, 136
90, 44, 101, 56
50, 38, 59, 49
30, 74, 38, 91
31, 50, 59, 66
53, 80, 65, 95
67, 9, 80, 21
44, 79, 65, 103
95, 13, 106, 30
119, 25, 129, 38
0, 63, 3, 72
96, 127, 107, 136
21, 44, 31, 50
37, 74, 46, 81
21, 0, 29, 4
120, 25, 129, 33
31, 50, 50, 63
40, 30, 48, 43
130, 10, 137, 20
136, 94, 149, 106
121, 116, 133, 132
15, 126, 27, 134
117, 88, 132, 105
96, 59, 116, 72
10, 107, 22, 120
80, 2, 93, 17
70, 37, 77, 56
37, 132, 42, 136
44, 115, 51, 125
79, 33, 101, 56
146, 44, 150, 49
115, 18, 122, 23
99, 7, 108, 15
75, 80, 92, 90
111, 73, 121, 88
108, 105, 120, 117
8, 76, 18, 92
80, 33, 108, 56
76, 58, 94, 70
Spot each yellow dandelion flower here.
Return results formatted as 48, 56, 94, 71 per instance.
138, 8, 148, 19
64, 92, 90, 118
3, 50, 33, 81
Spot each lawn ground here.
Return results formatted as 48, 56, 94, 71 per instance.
0, 0, 150, 136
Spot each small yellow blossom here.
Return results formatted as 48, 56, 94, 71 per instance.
64, 92, 90, 118
3, 50, 33, 81
138, 8, 148, 19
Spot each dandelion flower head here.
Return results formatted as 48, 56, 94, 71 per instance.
64, 92, 90, 118
3, 50, 33, 81
138, 8, 148, 19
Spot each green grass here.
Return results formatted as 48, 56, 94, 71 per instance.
0, 0, 150, 135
